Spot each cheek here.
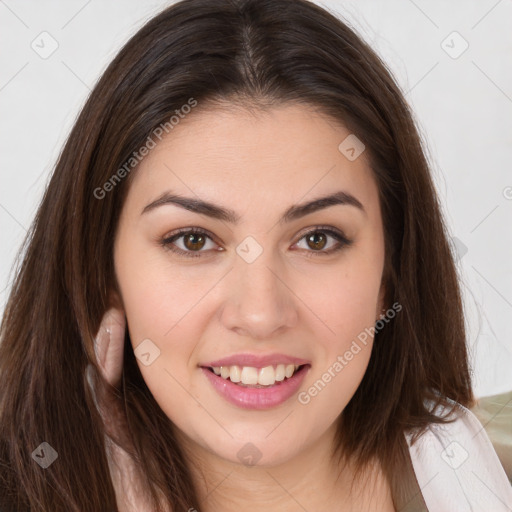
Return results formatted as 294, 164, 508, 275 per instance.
115, 257, 207, 420
115, 244, 205, 342
300, 258, 383, 347
297, 281, 378, 418
114, 245, 212, 399
296, 252, 382, 406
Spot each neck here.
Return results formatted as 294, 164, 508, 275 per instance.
172, 421, 389, 512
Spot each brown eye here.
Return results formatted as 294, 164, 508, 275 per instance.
183, 232, 207, 251
294, 227, 352, 257
305, 232, 328, 251
161, 228, 218, 258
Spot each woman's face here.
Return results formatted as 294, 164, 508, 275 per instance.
113, 103, 385, 467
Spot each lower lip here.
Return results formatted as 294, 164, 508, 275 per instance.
200, 365, 310, 410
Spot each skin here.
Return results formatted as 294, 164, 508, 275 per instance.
111, 103, 394, 511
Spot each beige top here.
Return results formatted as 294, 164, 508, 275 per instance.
397, 394, 512, 511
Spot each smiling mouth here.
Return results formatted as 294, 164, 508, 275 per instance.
200, 363, 311, 410
203, 364, 309, 388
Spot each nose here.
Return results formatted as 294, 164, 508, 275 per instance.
219, 247, 299, 340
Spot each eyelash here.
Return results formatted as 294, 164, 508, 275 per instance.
159, 225, 352, 259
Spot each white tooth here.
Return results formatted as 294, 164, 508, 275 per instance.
284, 364, 295, 378
258, 366, 276, 386
229, 365, 241, 383
216, 364, 300, 384
241, 366, 259, 385
275, 364, 286, 381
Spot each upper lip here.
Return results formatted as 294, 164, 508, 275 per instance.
200, 353, 311, 368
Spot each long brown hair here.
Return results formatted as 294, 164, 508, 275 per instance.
0, 0, 474, 510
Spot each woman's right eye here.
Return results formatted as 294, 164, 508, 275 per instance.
160, 228, 219, 258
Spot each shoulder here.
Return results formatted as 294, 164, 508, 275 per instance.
405, 396, 512, 511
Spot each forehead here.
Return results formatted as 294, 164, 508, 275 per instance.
125, 103, 379, 218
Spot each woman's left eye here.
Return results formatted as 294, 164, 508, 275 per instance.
160, 226, 352, 259
294, 227, 352, 257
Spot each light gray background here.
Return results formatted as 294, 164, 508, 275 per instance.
1, 0, 511, 397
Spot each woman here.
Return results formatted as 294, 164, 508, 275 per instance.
0, 0, 510, 510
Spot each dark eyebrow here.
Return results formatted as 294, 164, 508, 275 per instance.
141, 190, 365, 223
